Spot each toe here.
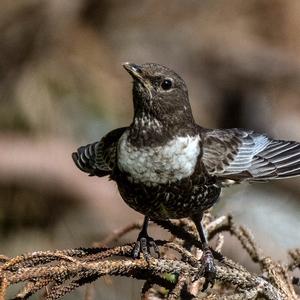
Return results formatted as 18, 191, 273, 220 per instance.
201, 268, 215, 291
140, 237, 150, 259
132, 235, 160, 260
132, 241, 141, 259
149, 240, 160, 258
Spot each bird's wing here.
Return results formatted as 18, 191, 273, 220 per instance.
72, 127, 127, 176
200, 128, 300, 183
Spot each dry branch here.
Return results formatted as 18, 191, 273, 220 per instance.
0, 214, 299, 300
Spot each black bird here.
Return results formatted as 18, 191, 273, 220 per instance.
72, 62, 300, 288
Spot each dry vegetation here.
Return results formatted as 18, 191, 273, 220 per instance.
0, 213, 299, 300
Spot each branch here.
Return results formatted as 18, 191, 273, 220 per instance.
0, 214, 298, 300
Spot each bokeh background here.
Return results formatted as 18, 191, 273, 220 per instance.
1, 0, 300, 299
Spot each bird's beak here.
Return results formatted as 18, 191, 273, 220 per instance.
122, 62, 153, 98
122, 62, 144, 81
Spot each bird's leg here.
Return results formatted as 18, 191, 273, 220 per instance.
192, 214, 216, 291
132, 216, 159, 260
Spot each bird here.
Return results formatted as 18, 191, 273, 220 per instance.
72, 62, 300, 289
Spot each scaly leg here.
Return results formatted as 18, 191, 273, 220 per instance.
192, 214, 216, 291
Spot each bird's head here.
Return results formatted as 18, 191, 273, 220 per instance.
123, 62, 195, 128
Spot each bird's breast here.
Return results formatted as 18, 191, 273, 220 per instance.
117, 131, 201, 185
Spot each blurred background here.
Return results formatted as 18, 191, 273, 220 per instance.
1, 0, 300, 298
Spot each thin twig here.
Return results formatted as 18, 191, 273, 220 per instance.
0, 214, 298, 300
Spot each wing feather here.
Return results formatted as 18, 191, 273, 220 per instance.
72, 127, 127, 176
200, 128, 300, 183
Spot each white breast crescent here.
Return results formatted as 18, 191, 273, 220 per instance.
118, 131, 201, 185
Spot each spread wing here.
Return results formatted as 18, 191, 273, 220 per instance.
72, 127, 127, 176
200, 128, 300, 183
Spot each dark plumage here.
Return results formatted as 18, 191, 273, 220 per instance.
72, 62, 300, 289
72, 127, 126, 177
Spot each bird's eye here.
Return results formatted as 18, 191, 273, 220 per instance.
161, 78, 173, 91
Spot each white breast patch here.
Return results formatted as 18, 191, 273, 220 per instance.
118, 131, 201, 185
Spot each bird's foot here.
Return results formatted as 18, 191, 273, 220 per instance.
197, 246, 216, 291
132, 232, 160, 260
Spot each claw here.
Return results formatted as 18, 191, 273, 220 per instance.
149, 239, 160, 258
132, 234, 159, 260
200, 246, 216, 291
132, 240, 141, 259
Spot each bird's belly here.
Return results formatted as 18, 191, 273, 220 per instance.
117, 133, 201, 185
116, 175, 221, 219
